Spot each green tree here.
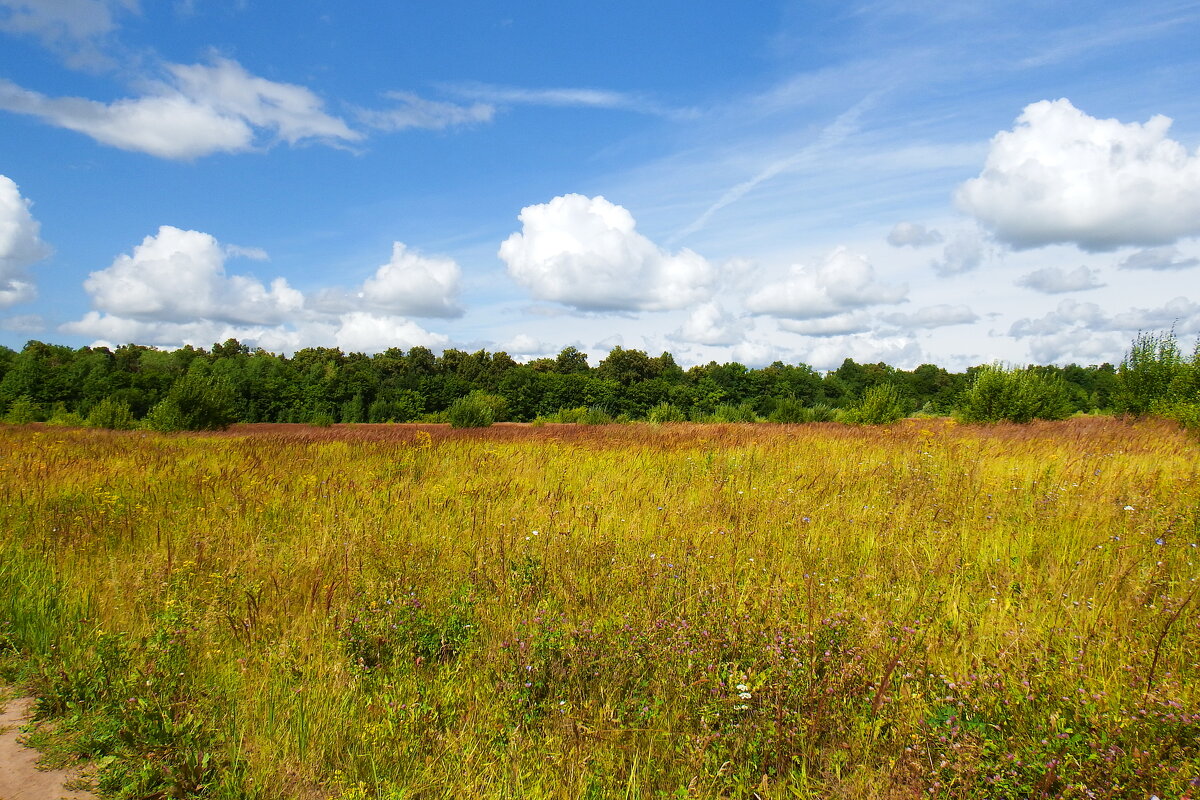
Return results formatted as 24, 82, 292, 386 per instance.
554, 346, 590, 374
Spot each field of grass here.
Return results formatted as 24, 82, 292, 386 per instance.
1, 418, 1198, 799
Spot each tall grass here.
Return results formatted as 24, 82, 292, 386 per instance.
0, 419, 1198, 798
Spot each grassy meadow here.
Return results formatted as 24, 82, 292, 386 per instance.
1, 418, 1198, 799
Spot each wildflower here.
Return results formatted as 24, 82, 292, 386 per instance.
1124, 505, 1135, 511
736, 683, 748, 691
739, 692, 752, 700
1155, 537, 1165, 546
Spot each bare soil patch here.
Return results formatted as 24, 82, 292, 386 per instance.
0, 695, 95, 800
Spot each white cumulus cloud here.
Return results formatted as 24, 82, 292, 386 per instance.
80, 225, 302, 324
0, 57, 360, 159
1010, 297, 1200, 339
882, 304, 978, 329
359, 242, 462, 317
958, 98, 1200, 251
777, 311, 871, 337
799, 334, 923, 372
497, 333, 546, 355
1006, 296, 1200, 364
1017, 265, 1105, 293
331, 312, 448, 354
887, 222, 943, 247
1117, 246, 1200, 271
499, 194, 714, 312
745, 246, 906, 320
671, 302, 747, 346
0, 174, 51, 308
931, 229, 988, 276
62, 226, 453, 354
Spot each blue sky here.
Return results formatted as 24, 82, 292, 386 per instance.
2, 0, 1199, 370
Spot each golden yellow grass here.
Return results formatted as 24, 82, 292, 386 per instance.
0, 417, 1197, 798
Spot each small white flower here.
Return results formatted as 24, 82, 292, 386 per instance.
736, 683, 748, 691
1124, 505, 1135, 511
739, 692, 752, 700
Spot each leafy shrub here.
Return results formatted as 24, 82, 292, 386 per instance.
540, 407, 581, 423
309, 411, 336, 427
646, 402, 687, 423
141, 400, 181, 432
806, 402, 837, 422
448, 392, 507, 428
1114, 330, 1185, 415
368, 390, 424, 423
710, 402, 759, 422
45, 403, 85, 427
957, 364, 1072, 423
544, 405, 613, 424
842, 383, 907, 425
768, 398, 836, 423
1155, 338, 1200, 428
143, 372, 238, 431
3, 395, 40, 424
85, 397, 136, 430
767, 396, 807, 423
581, 405, 613, 425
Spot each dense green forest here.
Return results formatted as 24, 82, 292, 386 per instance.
0, 330, 1196, 429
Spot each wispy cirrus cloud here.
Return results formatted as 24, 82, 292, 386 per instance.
357, 91, 494, 132
0, 57, 360, 159
443, 81, 696, 119
671, 94, 877, 243
0, 0, 136, 69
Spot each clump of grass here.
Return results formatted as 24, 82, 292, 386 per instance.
0, 419, 1197, 798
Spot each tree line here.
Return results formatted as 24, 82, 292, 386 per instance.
0, 331, 1195, 430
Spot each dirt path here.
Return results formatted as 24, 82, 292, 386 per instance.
0, 695, 96, 800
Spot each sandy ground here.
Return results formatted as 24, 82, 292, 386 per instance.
0, 695, 96, 800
